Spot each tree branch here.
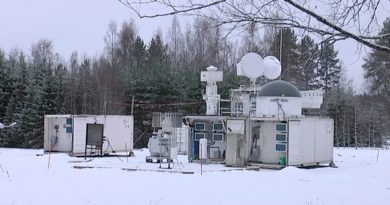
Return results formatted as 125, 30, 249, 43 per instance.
117, 0, 390, 53
118, 0, 227, 18
283, 0, 390, 53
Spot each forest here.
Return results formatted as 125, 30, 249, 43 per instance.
0, 16, 389, 148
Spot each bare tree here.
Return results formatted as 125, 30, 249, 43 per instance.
118, 0, 390, 53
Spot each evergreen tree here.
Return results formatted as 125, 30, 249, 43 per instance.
20, 39, 55, 148
3, 52, 28, 146
0, 50, 15, 146
147, 33, 168, 70
53, 63, 69, 114
133, 36, 147, 71
318, 40, 341, 95
19, 69, 44, 148
296, 35, 320, 90
270, 28, 300, 83
363, 18, 390, 112
0, 50, 14, 121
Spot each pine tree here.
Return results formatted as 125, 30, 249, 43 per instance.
0, 50, 15, 146
147, 33, 168, 70
20, 39, 55, 148
270, 28, 300, 83
20, 71, 44, 148
363, 18, 390, 110
3, 52, 28, 146
0, 50, 14, 121
133, 36, 147, 71
53, 63, 69, 114
318, 40, 341, 95
296, 35, 320, 90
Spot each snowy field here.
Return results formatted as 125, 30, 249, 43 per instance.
1, 148, 390, 205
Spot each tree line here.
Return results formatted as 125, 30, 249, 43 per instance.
0, 16, 389, 148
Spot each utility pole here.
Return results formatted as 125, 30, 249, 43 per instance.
279, 28, 283, 80
354, 108, 357, 149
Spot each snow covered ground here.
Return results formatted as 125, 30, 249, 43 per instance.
1, 148, 390, 205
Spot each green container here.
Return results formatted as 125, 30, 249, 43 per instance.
279, 156, 286, 165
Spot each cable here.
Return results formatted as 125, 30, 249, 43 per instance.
105, 138, 124, 162
275, 99, 286, 120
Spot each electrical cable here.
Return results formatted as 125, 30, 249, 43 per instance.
275, 99, 286, 120
105, 138, 124, 162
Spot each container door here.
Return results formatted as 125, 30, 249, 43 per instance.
288, 121, 300, 165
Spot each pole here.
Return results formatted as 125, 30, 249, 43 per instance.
279, 28, 283, 80
48, 137, 52, 170
200, 145, 203, 175
131, 95, 134, 116
125, 143, 128, 162
354, 108, 357, 149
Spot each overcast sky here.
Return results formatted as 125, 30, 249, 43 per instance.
0, 0, 387, 92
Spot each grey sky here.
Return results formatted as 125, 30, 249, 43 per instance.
0, 0, 169, 57
0, 0, 387, 92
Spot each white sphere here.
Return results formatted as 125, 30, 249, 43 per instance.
263, 56, 281, 80
240, 52, 264, 78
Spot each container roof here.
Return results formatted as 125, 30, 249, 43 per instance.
258, 80, 301, 97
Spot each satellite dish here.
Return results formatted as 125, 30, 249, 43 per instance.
238, 52, 264, 79
263, 56, 281, 80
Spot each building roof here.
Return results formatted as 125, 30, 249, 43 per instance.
258, 80, 301, 97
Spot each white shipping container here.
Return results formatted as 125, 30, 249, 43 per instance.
44, 115, 133, 156
287, 117, 333, 166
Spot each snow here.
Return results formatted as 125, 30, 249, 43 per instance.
1, 148, 390, 205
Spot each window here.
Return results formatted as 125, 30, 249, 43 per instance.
276, 133, 286, 142
251, 99, 256, 110
195, 122, 205, 131
213, 133, 224, 141
276, 144, 287, 151
276, 123, 287, 132
213, 123, 223, 131
194, 133, 205, 141
66, 118, 72, 125
66, 127, 73, 134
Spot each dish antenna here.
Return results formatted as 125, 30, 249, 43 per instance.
263, 56, 282, 80
237, 52, 264, 85
237, 53, 281, 83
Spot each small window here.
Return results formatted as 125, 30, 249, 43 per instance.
213, 123, 223, 131
66, 118, 72, 125
66, 127, 73, 134
251, 99, 256, 109
213, 133, 224, 141
276, 133, 286, 142
194, 133, 205, 141
276, 144, 286, 151
276, 123, 287, 132
195, 122, 205, 131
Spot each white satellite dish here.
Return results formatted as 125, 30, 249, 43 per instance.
238, 52, 264, 79
263, 56, 281, 80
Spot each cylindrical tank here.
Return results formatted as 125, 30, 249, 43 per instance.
199, 138, 208, 161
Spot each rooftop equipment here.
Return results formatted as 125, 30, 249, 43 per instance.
201, 66, 223, 115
